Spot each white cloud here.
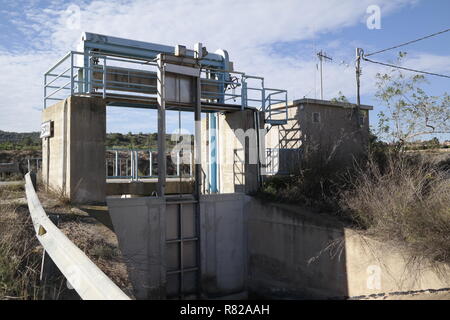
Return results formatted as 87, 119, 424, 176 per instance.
0, 0, 426, 132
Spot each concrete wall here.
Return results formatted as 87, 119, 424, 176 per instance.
200, 193, 247, 297
247, 198, 348, 298
246, 198, 450, 299
107, 180, 193, 196
42, 96, 106, 203
202, 110, 262, 194
107, 196, 166, 299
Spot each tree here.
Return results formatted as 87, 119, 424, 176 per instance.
375, 52, 450, 144
331, 91, 350, 103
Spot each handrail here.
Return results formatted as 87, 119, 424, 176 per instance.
24, 173, 131, 300
43, 50, 288, 115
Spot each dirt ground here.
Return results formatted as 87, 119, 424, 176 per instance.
0, 182, 134, 299
36, 190, 135, 298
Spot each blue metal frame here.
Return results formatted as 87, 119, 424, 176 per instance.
81, 32, 225, 68
208, 113, 218, 193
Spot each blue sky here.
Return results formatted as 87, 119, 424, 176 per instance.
0, 0, 449, 140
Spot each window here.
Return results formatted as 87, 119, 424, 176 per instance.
359, 115, 365, 124
312, 112, 320, 123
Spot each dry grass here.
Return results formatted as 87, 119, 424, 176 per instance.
0, 189, 66, 300
340, 154, 450, 263
0, 184, 24, 200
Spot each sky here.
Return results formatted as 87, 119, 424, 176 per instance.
0, 0, 449, 139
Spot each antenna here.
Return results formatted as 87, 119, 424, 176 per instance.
317, 50, 333, 100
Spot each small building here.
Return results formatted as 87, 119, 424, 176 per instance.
264, 98, 373, 175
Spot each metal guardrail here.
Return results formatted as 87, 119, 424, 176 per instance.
24, 173, 131, 300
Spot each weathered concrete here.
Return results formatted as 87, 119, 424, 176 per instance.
200, 193, 247, 297
42, 96, 106, 203
246, 198, 450, 299
202, 110, 262, 194
106, 193, 248, 299
107, 179, 194, 196
246, 199, 348, 299
106, 196, 166, 299
265, 99, 373, 174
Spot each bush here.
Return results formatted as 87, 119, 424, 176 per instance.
340, 154, 450, 263
258, 152, 352, 211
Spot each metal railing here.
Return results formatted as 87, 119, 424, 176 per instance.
106, 148, 193, 181
264, 89, 288, 124
24, 173, 131, 300
44, 51, 288, 122
264, 148, 280, 175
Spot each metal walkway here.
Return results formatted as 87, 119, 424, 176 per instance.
44, 32, 288, 124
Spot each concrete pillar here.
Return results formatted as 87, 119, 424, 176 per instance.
203, 109, 263, 194
41, 96, 106, 203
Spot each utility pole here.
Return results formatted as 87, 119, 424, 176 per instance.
355, 48, 363, 126
317, 50, 332, 100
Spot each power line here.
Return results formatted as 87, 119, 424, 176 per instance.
365, 28, 450, 57
362, 56, 450, 79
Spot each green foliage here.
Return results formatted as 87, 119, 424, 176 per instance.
331, 91, 350, 103
375, 52, 450, 143
105, 132, 190, 149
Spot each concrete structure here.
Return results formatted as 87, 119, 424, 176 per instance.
199, 193, 247, 296
107, 193, 247, 299
265, 99, 373, 175
201, 110, 263, 194
246, 199, 450, 299
107, 194, 450, 299
107, 196, 166, 299
42, 96, 106, 203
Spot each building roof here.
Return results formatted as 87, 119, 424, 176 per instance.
291, 98, 373, 111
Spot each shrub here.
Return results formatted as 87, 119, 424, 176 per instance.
340, 154, 450, 263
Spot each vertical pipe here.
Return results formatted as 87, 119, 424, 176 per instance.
194, 75, 202, 199
209, 113, 217, 193
149, 151, 152, 177
130, 150, 134, 181
157, 55, 166, 197
189, 151, 193, 177
176, 151, 180, 177
126, 154, 129, 177
114, 151, 118, 177
61, 100, 67, 195
135, 151, 139, 180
